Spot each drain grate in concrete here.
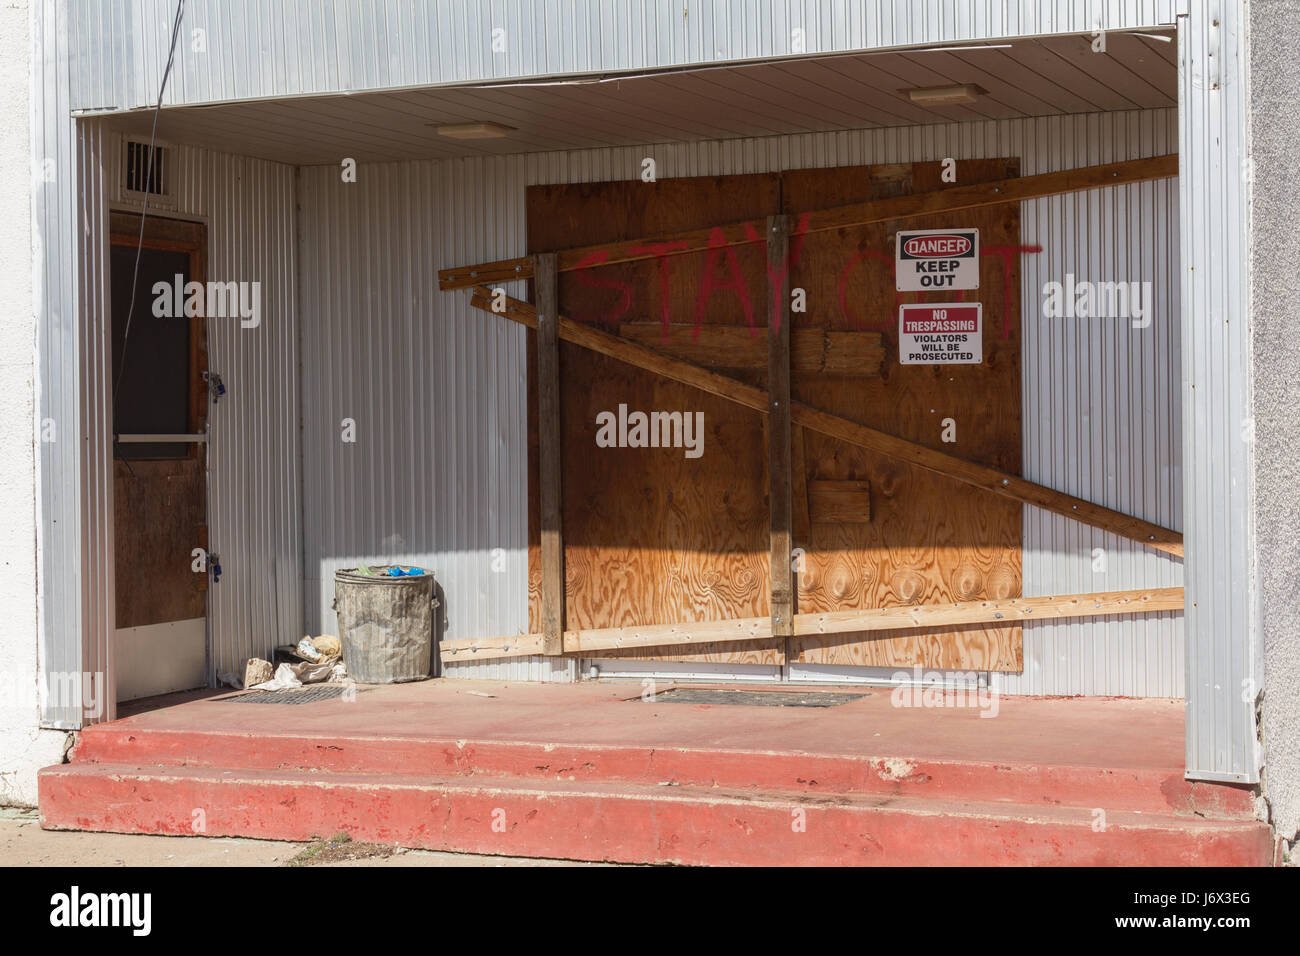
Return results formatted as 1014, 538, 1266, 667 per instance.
222, 685, 348, 705
639, 689, 868, 708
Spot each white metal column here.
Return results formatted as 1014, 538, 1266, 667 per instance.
1178, 2, 1261, 783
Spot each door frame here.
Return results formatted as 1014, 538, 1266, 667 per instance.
106, 210, 210, 703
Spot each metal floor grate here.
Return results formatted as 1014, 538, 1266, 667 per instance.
221, 685, 348, 705
639, 689, 868, 708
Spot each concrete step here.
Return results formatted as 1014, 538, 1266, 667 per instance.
38, 762, 1273, 866
70, 725, 1256, 820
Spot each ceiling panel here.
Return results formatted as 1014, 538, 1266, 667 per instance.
100, 32, 1178, 166
1035, 34, 1176, 109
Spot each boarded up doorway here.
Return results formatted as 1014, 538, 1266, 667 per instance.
109, 212, 209, 702
525, 160, 1023, 676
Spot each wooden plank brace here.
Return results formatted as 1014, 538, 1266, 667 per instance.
439, 587, 1187, 662
767, 215, 794, 650
535, 253, 565, 655
466, 286, 1184, 557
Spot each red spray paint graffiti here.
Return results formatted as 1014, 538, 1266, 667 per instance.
627, 240, 690, 338
692, 227, 756, 335
566, 234, 1043, 342
570, 249, 632, 325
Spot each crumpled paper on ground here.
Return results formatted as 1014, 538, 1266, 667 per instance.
293, 635, 343, 664
251, 660, 347, 691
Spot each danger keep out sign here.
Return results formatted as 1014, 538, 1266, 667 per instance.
896, 228, 979, 291
899, 303, 982, 365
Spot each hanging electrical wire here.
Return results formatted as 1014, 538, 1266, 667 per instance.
111, 0, 187, 422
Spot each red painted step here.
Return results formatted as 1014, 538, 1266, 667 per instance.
42, 686, 1270, 864
69, 725, 1256, 820
38, 762, 1272, 867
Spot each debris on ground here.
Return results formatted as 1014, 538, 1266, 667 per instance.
243, 658, 274, 688
308, 635, 342, 661
286, 832, 402, 867
250, 660, 346, 692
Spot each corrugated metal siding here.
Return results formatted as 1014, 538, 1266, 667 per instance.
201, 154, 303, 684
296, 160, 571, 682
1179, 3, 1259, 782
296, 108, 1182, 693
1002, 108, 1184, 697
65, 0, 1179, 112
76, 121, 115, 723
96, 135, 303, 687
33, 0, 92, 727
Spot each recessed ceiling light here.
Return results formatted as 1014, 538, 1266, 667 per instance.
434, 122, 515, 139
904, 84, 983, 106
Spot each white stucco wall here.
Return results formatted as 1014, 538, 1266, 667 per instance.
0, 0, 71, 806
1251, 0, 1300, 854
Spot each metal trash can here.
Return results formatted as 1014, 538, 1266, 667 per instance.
333, 567, 437, 683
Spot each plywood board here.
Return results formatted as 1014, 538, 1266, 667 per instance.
114, 458, 207, 629
783, 159, 1023, 670
807, 479, 873, 523
525, 161, 1024, 670
526, 173, 782, 662
616, 324, 885, 373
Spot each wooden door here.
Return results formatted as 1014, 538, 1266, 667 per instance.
109, 213, 209, 701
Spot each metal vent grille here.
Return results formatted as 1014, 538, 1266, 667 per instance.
220, 686, 348, 705
124, 140, 168, 196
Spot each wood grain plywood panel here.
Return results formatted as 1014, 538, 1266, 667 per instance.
527, 173, 783, 663
616, 323, 885, 374
114, 459, 207, 629
524, 161, 1024, 671
782, 159, 1023, 671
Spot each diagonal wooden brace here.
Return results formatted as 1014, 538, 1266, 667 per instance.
467, 286, 1183, 558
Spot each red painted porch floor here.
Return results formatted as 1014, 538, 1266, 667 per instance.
39, 679, 1273, 866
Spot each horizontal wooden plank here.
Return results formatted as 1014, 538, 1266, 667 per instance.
438, 154, 1177, 290
807, 479, 872, 523
438, 632, 546, 663
807, 332, 887, 374
466, 287, 1183, 557
618, 323, 885, 373
438, 587, 1185, 662
567, 616, 772, 655
794, 586, 1185, 637
438, 255, 532, 292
